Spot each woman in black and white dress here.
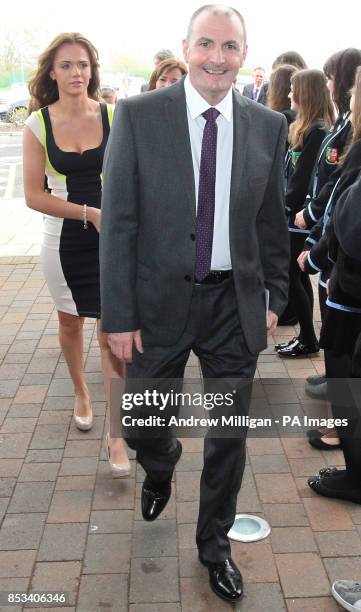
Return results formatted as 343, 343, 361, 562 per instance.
23, 32, 130, 477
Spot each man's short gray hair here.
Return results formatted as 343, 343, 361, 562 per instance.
153, 49, 175, 63
186, 4, 247, 44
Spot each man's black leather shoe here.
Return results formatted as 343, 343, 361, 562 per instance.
274, 336, 299, 351
141, 441, 182, 522
199, 557, 243, 602
141, 478, 171, 521
277, 339, 319, 358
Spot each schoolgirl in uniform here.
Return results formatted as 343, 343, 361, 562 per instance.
300, 67, 361, 449
276, 70, 334, 357
307, 171, 361, 504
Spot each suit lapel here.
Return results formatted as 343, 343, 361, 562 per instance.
230, 91, 250, 213
164, 81, 196, 223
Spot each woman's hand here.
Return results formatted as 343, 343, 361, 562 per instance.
88, 207, 101, 232
294, 211, 307, 229
297, 250, 308, 272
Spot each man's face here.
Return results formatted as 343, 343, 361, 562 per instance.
183, 10, 247, 105
254, 70, 264, 88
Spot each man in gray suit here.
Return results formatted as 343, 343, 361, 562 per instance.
243, 66, 268, 104
100, 4, 288, 603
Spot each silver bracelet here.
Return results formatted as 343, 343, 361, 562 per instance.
83, 204, 88, 230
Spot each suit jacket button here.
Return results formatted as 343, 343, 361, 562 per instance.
190, 233, 196, 241
184, 275, 192, 282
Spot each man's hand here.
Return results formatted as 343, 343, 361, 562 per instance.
107, 330, 143, 363
294, 211, 307, 229
297, 250, 309, 272
267, 310, 278, 334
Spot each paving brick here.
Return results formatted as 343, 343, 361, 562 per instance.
179, 548, 207, 579
286, 597, 339, 611
26, 358, 59, 374
8, 481, 55, 513
0, 550, 36, 577
38, 523, 88, 561
255, 473, 300, 503
0, 513, 46, 550
234, 583, 286, 611
0, 577, 29, 611
92, 469, 135, 510
0, 458, 23, 477
246, 437, 284, 455
132, 520, 177, 557
263, 503, 309, 527
323, 556, 361, 583
77, 574, 128, 612
29, 561, 81, 607
271, 527, 317, 553
56, 475, 95, 491
175, 452, 203, 472
59, 457, 98, 477
176, 501, 199, 524
83, 533, 131, 573
13, 385, 48, 404
89, 510, 133, 534
281, 437, 322, 459
129, 605, 181, 612
0, 417, 37, 434
64, 438, 101, 458
21, 373, 53, 385
4, 353, 32, 364
237, 464, 262, 513
303, 497, 354, 531
294, 476, 316, 498
180, 576, 230, 611
315, 530, 361, 557
275, 552, 330, 597
231, 540, 278, 583
7, 404, 42, 418
0, 380, 20, 398
178, 522, 196, 550
130, 557, 179, 603
30, 423, 68, 449
288, 456, 327, 478
0, 363, 27, 379
0, 433, 31, 459
0, 477, 17, 497
47, 489, 92, 523
250, 453, 290, 474
25, 449, 63, 463
8, 340, 38, 354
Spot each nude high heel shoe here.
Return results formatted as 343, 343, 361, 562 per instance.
106, 433, 131, 478
73, 396, 93, 431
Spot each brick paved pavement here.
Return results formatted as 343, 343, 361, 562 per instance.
0, 199, 355, 611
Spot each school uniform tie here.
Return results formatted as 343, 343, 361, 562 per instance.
253, 87, 259, 101
195, 107, 220, 282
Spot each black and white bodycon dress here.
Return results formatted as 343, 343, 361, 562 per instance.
25, 103, 113, 318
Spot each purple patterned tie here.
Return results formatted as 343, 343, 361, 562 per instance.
194, 107, 220, 282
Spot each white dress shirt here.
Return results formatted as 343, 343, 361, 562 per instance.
184, 75, 233, 271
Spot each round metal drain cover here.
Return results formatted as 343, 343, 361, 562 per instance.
228, 514, 271, 542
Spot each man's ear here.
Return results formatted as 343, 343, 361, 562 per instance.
182, 38, 189, 63
241, 44, 248, 67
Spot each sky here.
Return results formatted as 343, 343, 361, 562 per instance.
3, 0, 361, 74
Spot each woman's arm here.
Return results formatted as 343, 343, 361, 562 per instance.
23, 126, 101, 231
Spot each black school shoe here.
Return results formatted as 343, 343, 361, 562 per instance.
274, 336, 299, 351
277, 339, 319, 358
308, 471, 361, 504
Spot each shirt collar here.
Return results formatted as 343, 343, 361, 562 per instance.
184, 74, 233, 122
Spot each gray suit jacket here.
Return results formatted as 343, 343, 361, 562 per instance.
100, 79, 289, 354
243, 82, 268, 105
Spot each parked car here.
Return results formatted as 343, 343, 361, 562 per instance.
0, 83, 30, 123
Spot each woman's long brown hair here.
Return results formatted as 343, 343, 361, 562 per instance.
267, 64, 298, 113
28, 32, 100, 111
289, 69, 335, 150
